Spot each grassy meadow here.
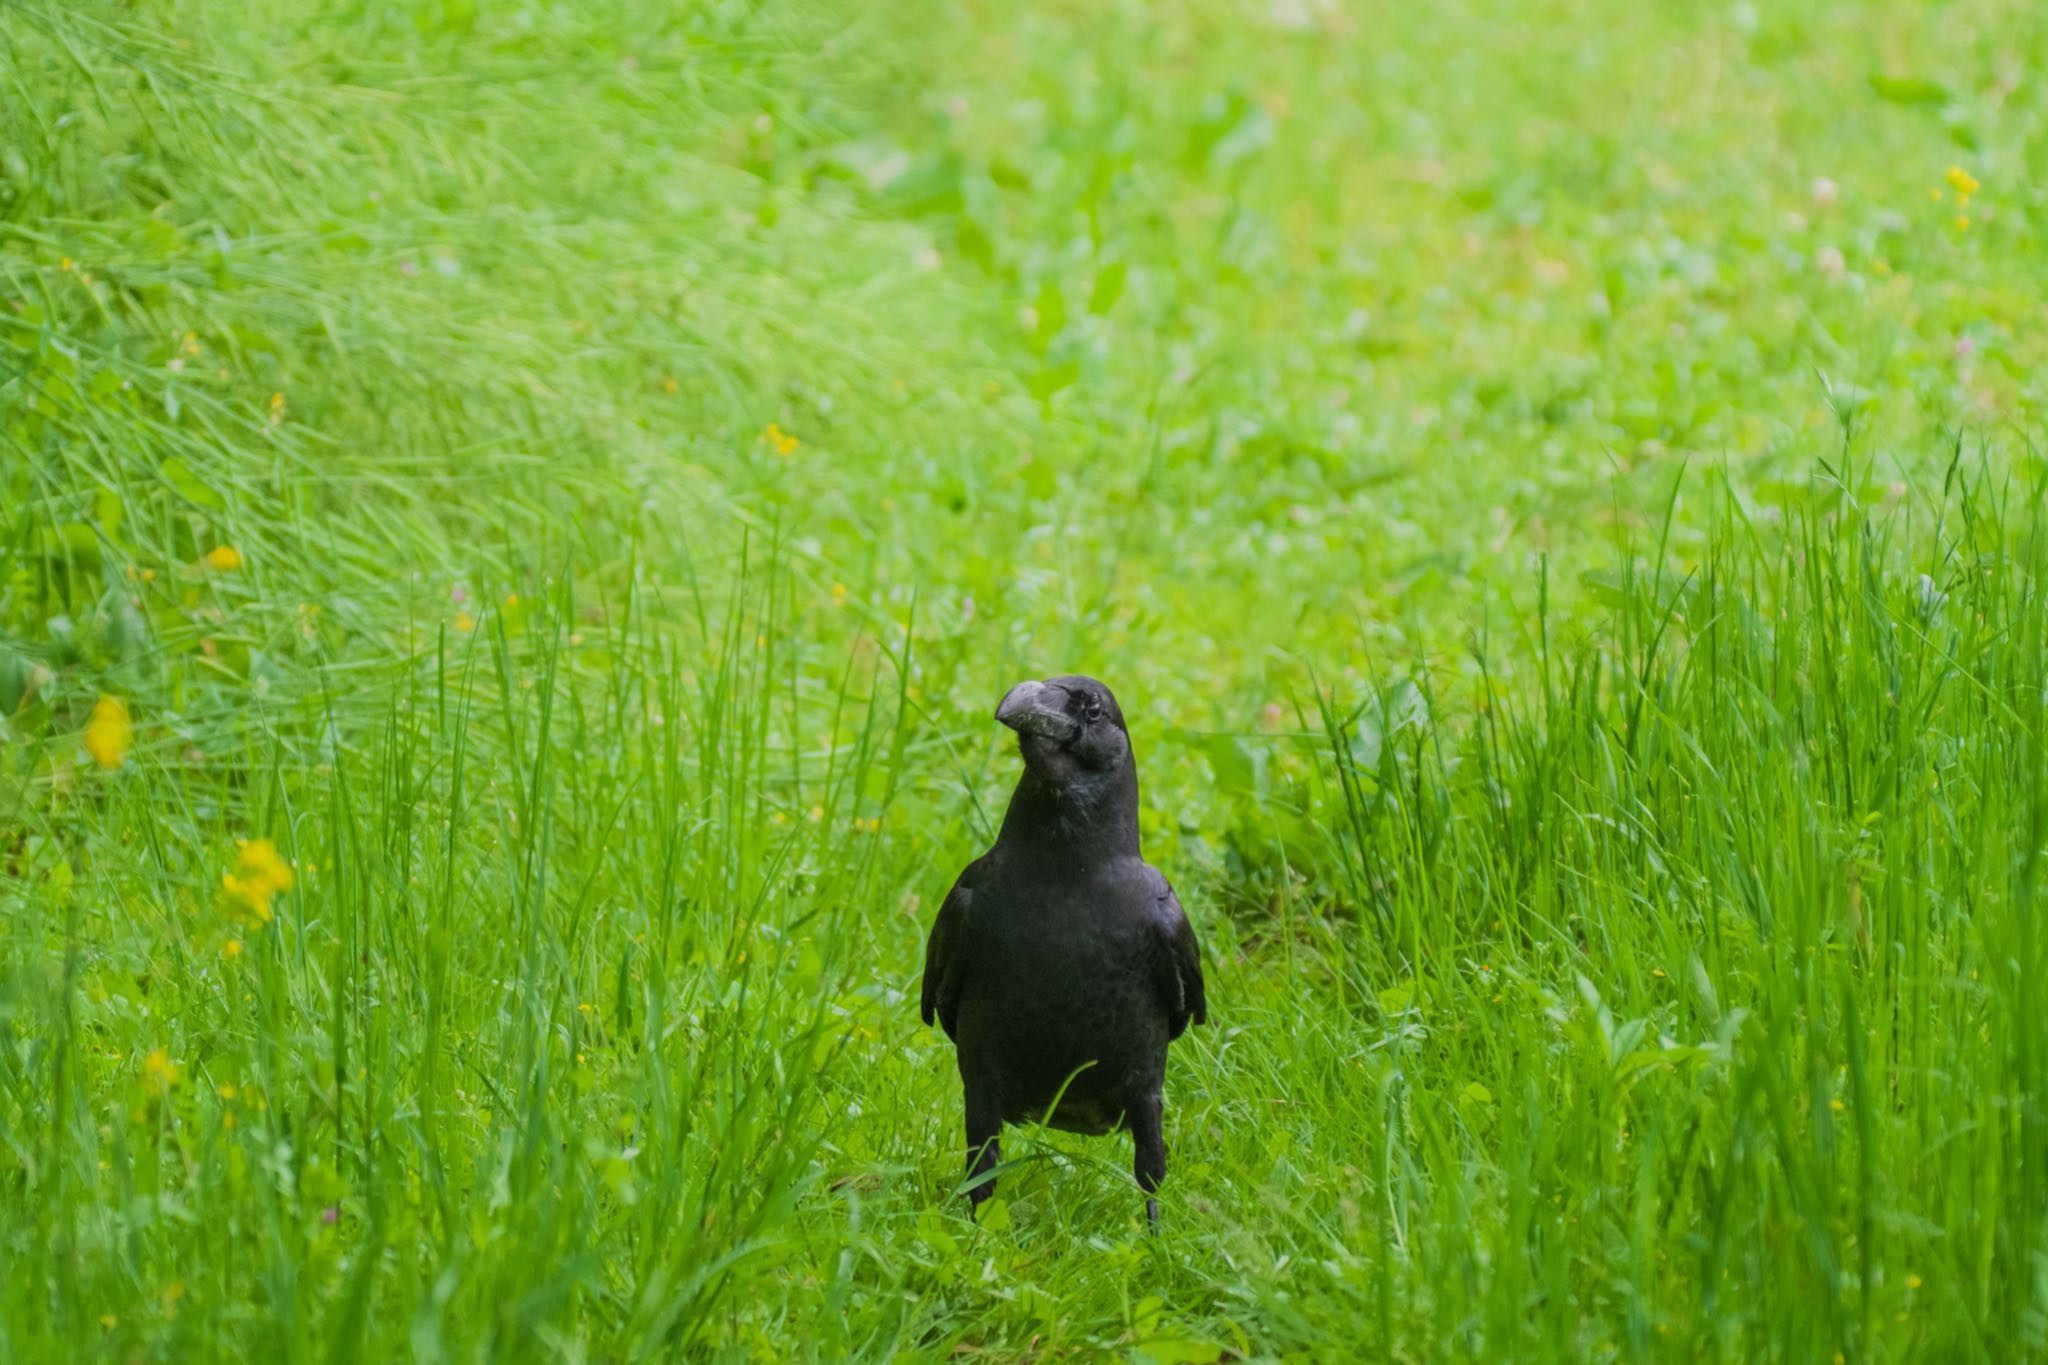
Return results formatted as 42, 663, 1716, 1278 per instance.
5, 0, 2048, 1359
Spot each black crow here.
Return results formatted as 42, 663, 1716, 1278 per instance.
921, 675, 1207, 1227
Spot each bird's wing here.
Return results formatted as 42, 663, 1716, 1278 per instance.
1144, 867, 1208, 1040
921, 856, 983, 1040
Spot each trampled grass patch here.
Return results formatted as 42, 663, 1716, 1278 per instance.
3, 0, 2047, 1359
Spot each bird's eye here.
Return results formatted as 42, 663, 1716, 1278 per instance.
1084, 699, 1104, 722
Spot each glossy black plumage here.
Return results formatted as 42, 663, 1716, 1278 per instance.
921, 676, 1207, 1226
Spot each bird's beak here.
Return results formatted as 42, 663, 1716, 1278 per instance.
996, 680, 1078, 742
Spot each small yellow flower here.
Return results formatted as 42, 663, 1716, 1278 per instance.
455, 612, 475, 632
762, 423, 799, 456
1929, 188, 1944, 202
222, 839, 294, 923
831, 582, 847, 600
142, 567, 156, 582
204, 545, 243, 571
662, 377, 679, 394
85, 696, 133, 769
1955, 215, 1970, 232
504, 593, 519, 607
577, 1002, 592, 1013
217, 1084, 237, 1100
1829, 1097, 1845, 1112
223, 938, 242, 958
270, 392, 285, 413
1946, 165, 1980, 196
809, 805, 824, 822
60, 257, 73, 271
1908, 1274, 1923, 1289
99, 1315, 116, 1329
143, 1048, 180, 1095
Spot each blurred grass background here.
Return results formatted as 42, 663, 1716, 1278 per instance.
3, 0, 2047, 1359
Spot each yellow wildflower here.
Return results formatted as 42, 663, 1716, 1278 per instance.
662, 377, 679, 394
222, 839, 294, 923
455, 612, 475, 632
223, 938, 242, 958
1955, 215, 1970, 232
762, 423, 798, 456
204, 545, 243, 571
270, 392, 285, 414
143, 1048, 180, 1095
1908, 1274, 1923, 1289
1946, 165, 1980, 196
84, 696, 133, 769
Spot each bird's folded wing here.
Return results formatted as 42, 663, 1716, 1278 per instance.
921, 859, 981, 1039
1147, 870, 1208, 1040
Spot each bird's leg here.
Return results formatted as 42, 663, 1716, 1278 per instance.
1131, 1092, 1166, 1233
963, 1083, 1003, 1216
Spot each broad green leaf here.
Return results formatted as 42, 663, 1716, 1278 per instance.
1868, 73, 1950, 106
1088, 260, 1127, 314
161, 457, 226, 510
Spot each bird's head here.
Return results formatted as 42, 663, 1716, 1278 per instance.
995, 675, 1133, 790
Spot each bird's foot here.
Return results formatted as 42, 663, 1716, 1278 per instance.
1145, 1197, 1159, 1232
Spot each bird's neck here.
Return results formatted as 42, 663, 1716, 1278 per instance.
998, 766, 1141, 866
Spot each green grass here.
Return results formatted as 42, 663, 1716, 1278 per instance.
4, 0, 2048, 1359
